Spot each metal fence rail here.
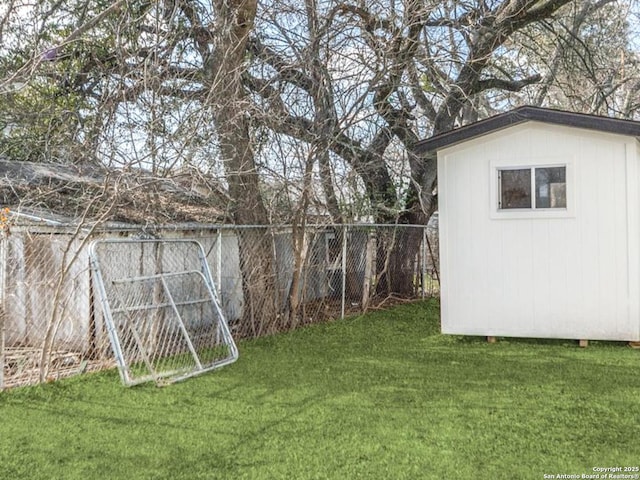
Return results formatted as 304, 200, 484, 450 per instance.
0, 222, 439, 389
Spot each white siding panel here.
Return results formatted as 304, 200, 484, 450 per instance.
531, 219, 551, 333
442, 148, 479, 333
469, 143, 492, 330
546, 219, 571, 326
438, 122, 640, 341
631, 143, 640, 339
630, 143, 640, 339
499, 220, 535, 333
437, 155, 450, 332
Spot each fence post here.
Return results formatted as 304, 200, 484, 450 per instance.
361, 229, 375, 311
341, 226, 347, 319
216, 228, 222, 299
0, 233, 5, 390
422, 226, 427, 299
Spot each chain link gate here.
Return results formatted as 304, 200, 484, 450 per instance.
90, 239, 238, 386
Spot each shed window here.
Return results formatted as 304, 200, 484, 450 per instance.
499, 166, 566, 210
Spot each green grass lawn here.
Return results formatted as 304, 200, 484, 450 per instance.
1, 300, 639, 479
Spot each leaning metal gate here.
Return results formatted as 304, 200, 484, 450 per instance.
90, 239, 238, 386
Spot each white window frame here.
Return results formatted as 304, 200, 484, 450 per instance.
489, 157, 575, 219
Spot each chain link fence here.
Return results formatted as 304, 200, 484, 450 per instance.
0, 219, 439, 389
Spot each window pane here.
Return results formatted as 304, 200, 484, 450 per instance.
535, 167, 566, 208
500, 169, 531, 209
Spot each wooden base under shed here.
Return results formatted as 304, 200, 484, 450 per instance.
481, 337, 640, 348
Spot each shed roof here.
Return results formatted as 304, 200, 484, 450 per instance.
0, 159, 230, 226
416, 106, 640, 153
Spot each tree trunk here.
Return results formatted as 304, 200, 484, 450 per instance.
374, 202, 427, 298
208, 0, 279, 336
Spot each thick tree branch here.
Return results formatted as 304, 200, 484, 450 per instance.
474, 73, 542, 94
248, 38, 314, 93
407, 62, 438, 122
434, 0, 573, 133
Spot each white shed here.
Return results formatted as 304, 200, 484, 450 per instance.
418, 106, 640, 342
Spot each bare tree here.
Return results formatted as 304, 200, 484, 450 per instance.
0, 0, 283, 333
1, 0, 638, 303
246, 0, 599, 295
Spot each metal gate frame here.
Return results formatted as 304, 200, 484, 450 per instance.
90, 239, 238, 386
